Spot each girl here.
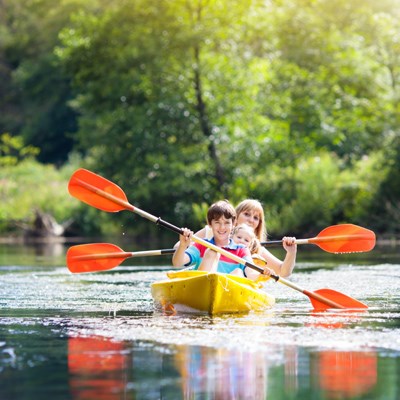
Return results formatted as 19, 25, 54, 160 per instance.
231, 223, 260, 255
235, 199, 297, 278
230, 223, 266, 276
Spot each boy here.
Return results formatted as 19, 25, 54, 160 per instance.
172, 200, 271, 278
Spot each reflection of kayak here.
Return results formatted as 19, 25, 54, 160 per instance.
151, 270, 275, 315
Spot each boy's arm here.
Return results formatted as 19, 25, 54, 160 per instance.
241, 248, 258, 279
172, 228, 192, 267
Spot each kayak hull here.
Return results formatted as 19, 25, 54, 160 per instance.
151, 270, 275, 315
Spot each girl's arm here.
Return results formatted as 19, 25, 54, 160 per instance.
258, 237, 297, 277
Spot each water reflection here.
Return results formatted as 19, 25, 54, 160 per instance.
68, 336, 129, 400
174, 345, 268, 399
174, 346, 378, 399
284, 346, 299, 393
34, 241, 65, 257
306, 311, 378, 398
315, 351, 377, 399
307, 310, 366, 329
66, 335, 379, 400
0, 241, 68, 266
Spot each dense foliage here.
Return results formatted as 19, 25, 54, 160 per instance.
1, 0, 399, 236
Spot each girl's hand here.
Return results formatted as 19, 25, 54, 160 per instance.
282, 236, 297, 253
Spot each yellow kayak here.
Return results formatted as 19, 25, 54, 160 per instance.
151, 270, 275, 315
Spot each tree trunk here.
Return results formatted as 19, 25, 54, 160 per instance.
193, 45, 227, 196
25, 209, 67, 238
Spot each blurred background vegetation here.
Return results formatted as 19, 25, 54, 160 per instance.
1, 0, 399, 240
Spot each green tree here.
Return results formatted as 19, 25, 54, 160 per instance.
0, 133, 39, 166
56, 0, 272, 229
0, 0, 91, 164
245, 0, 400, 230
2, 0, 398, 235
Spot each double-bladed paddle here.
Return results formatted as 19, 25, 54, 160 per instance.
67, 168, 369, 310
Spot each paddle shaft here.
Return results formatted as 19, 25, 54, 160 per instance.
72, 248, 175, 262
261, 235, 372, 246
278, 280, 346, 309
262, 239, 308, 246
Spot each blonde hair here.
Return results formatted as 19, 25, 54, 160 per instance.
235, 199, 267, 241
232, 223, 261, 254
232, 223, 256, 240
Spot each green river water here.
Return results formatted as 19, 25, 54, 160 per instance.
0, 241, 399, 399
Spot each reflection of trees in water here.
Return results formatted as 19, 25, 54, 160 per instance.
0, 240, 68, 266
32, 242, 65, 258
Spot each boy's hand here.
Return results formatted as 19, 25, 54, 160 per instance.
179, 228, 193, 248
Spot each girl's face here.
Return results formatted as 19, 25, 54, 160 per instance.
236, 209, 260, 231
232, 229, 253, 247
209, 216, 234, 244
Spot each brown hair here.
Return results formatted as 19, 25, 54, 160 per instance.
235, 199, 267, 241
207, 200, 236, 225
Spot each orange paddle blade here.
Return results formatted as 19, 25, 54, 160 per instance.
67, 243, 131, 273
310, 288, 369, 311
68, 168, 132, 212
310, 224, 376, 253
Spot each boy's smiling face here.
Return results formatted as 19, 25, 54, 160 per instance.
209, 216, 234, 245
